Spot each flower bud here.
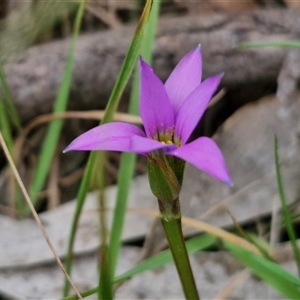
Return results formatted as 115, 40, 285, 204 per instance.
147, 156, 181, 202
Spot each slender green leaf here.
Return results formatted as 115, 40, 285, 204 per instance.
62, 234, 217, 300
237, 40, 300, 50
63, 0, 154, 296
116, 234, 216, 282
226, 242, 300, 299
0, 68, 23, 211
29, 0, 86, 208
0, 98, 14, 154
109, 0, 161, 277
274, 135, 300, 275
100, 0, 153, 125
0, 62, 21, 130
0, 98, 24, 212
108, 153, 136, 275
245, 232, 274, 262
99, 247, 113, 300
63, 154, 100, 298
0, 59, 19, 155
96, 155, 113, 300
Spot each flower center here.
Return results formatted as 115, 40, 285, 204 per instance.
154, 126, 175, 143
155, 127, 182, 148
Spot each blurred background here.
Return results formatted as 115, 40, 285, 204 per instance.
1, 0, 300, 298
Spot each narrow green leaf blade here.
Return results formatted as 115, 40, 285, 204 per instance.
274, 135, 300, 275
116, 233, 216, 283
226, 242, 300, 299
63, 0, 154, 296
0, 62, 21, 129
29, 0, 86, 207
0, 98, 14, 154
100, 0, 153, 125
237, 40, 300, 50
62, 234, 217, 300
108, 0, 160, 277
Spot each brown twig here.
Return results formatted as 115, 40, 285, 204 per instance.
0, 130, 83, 300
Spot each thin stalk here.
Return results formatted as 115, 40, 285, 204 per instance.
158, 198, 200, 300
63, 1, 153, 295
108, 0, 160, 277
0, 131, 82, 299
29, 0, 86, 207
98, 162, 113, 300
63, 151, 99, 296
237, 40, 300, 50
0, 98, 14, 155
0, 61, 21, 130
274, 135, 300, 276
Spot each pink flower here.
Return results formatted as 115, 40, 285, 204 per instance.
64, 46, 232, 185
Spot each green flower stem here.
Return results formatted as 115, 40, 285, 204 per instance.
158, 198, 200, 300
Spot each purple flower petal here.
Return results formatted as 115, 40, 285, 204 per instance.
165, 46, 202, 114
175, 74, 222, 144
139, 59, 175, 139
168, 137, 232, 185
131, 135, 176, 153
63, 122, 145, 153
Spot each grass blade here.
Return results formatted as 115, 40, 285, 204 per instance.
94, 152, 113, 300
108, 0, 160, 277
100, 0, 153, 125
63, 0, 154, 296
0, 65, 23, 212
62, 234, 217, 300
0, 131, 82, 299
0, 62, 21, 129
115, 234, 216, 282
274, 135, 300, 275
226, 242, 300, 299
29, 0, 86, 207
0, 97, 14, 155
0, 58, 19, 156
237, 40, 300, 49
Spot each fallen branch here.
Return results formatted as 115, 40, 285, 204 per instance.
3, 8, 299, 123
